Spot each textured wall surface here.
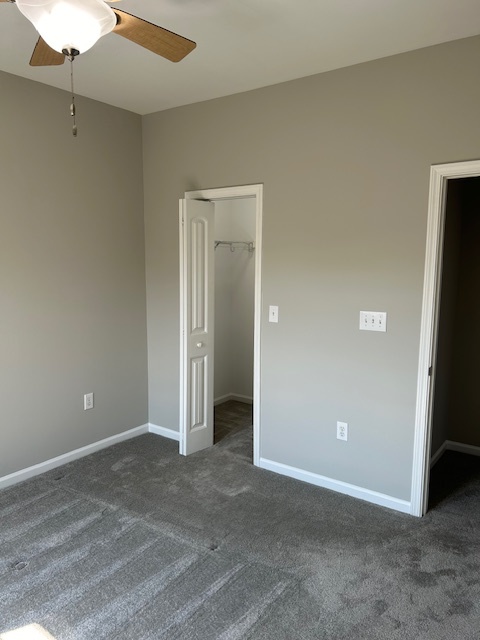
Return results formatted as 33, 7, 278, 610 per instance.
0, 71, 148, 477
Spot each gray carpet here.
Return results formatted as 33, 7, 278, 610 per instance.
1, 428, 479, 639
214, 400, 253, 444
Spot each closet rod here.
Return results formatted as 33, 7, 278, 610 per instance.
214, 240, 254, 253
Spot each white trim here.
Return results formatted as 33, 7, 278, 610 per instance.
186, 185, 261, 201
430, 440, 480, 469
214, 393, 253, 406
179, 198, 187, 455
259, 458, 411, 514
183, 184, 263, 467
446, 440, 480, 457
148, 423, 180, 441
0, 424, 149, 490
430, 441, 447, 468
412, 159, 480, 517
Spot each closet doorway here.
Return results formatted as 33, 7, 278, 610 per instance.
427, 176, 480, 509
179, 184, 263, 467
213, 199, 256, 446
412, 160, 480, 516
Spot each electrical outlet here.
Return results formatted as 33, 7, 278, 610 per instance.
84, 392, 94, 411
337, 421, 348, 441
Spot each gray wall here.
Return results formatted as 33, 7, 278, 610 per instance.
143, 35, 480, 502
1, 71, 147, 477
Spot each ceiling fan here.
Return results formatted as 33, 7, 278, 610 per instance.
0, 0, 196, 66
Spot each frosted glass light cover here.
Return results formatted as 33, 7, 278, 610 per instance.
16, 0, 116, 54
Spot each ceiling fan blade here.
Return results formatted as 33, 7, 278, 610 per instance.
112, 9, 196, 62
30, 37, 65, 66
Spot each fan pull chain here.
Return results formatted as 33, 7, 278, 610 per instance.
69, 54, 77, 137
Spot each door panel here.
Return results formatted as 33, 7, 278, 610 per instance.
190, 356, 206, 430
180, 199, 214, 455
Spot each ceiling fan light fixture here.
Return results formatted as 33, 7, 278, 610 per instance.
16, 0, 116, 55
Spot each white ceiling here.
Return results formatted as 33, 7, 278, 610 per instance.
1, 0, 480, 115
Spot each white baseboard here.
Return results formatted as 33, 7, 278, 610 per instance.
445, 440, 480, 457
148, 423, 180, 441
430, 440, 480, 468
259, 457, 411, 514
430, 441, 447, 468
0, 424, 149, 491
214, 393, 253, 406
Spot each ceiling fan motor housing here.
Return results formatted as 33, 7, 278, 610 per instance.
15, 0, 116, 54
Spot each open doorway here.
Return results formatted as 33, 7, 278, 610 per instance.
213, 198, 255, 450
428, 177, 480, 508
179, 184, 263, 466
412, 161, 480, 516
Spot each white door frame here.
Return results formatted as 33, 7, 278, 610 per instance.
180, 184, 263, 466
411, 159, 480, 517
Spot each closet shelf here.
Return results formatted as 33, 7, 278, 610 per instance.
214, 240, 255, 253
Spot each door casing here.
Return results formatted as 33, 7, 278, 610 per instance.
411, 159, 480, 516
179, 184, 263, 466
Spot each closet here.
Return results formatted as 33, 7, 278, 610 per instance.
213, 198, 256, 443
429, 176, 480, 507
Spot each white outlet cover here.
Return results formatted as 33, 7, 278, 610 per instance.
84, 392, 94, 410
337, 421, 348, 441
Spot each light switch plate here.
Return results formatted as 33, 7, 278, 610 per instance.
359, 311, 387, 332
269, 305, 279, 323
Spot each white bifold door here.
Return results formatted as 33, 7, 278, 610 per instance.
179, 198, 215, 455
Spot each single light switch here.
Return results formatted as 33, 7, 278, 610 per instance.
269, 305, 279, 323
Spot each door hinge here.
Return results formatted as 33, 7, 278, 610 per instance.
428, 366, 432, 377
